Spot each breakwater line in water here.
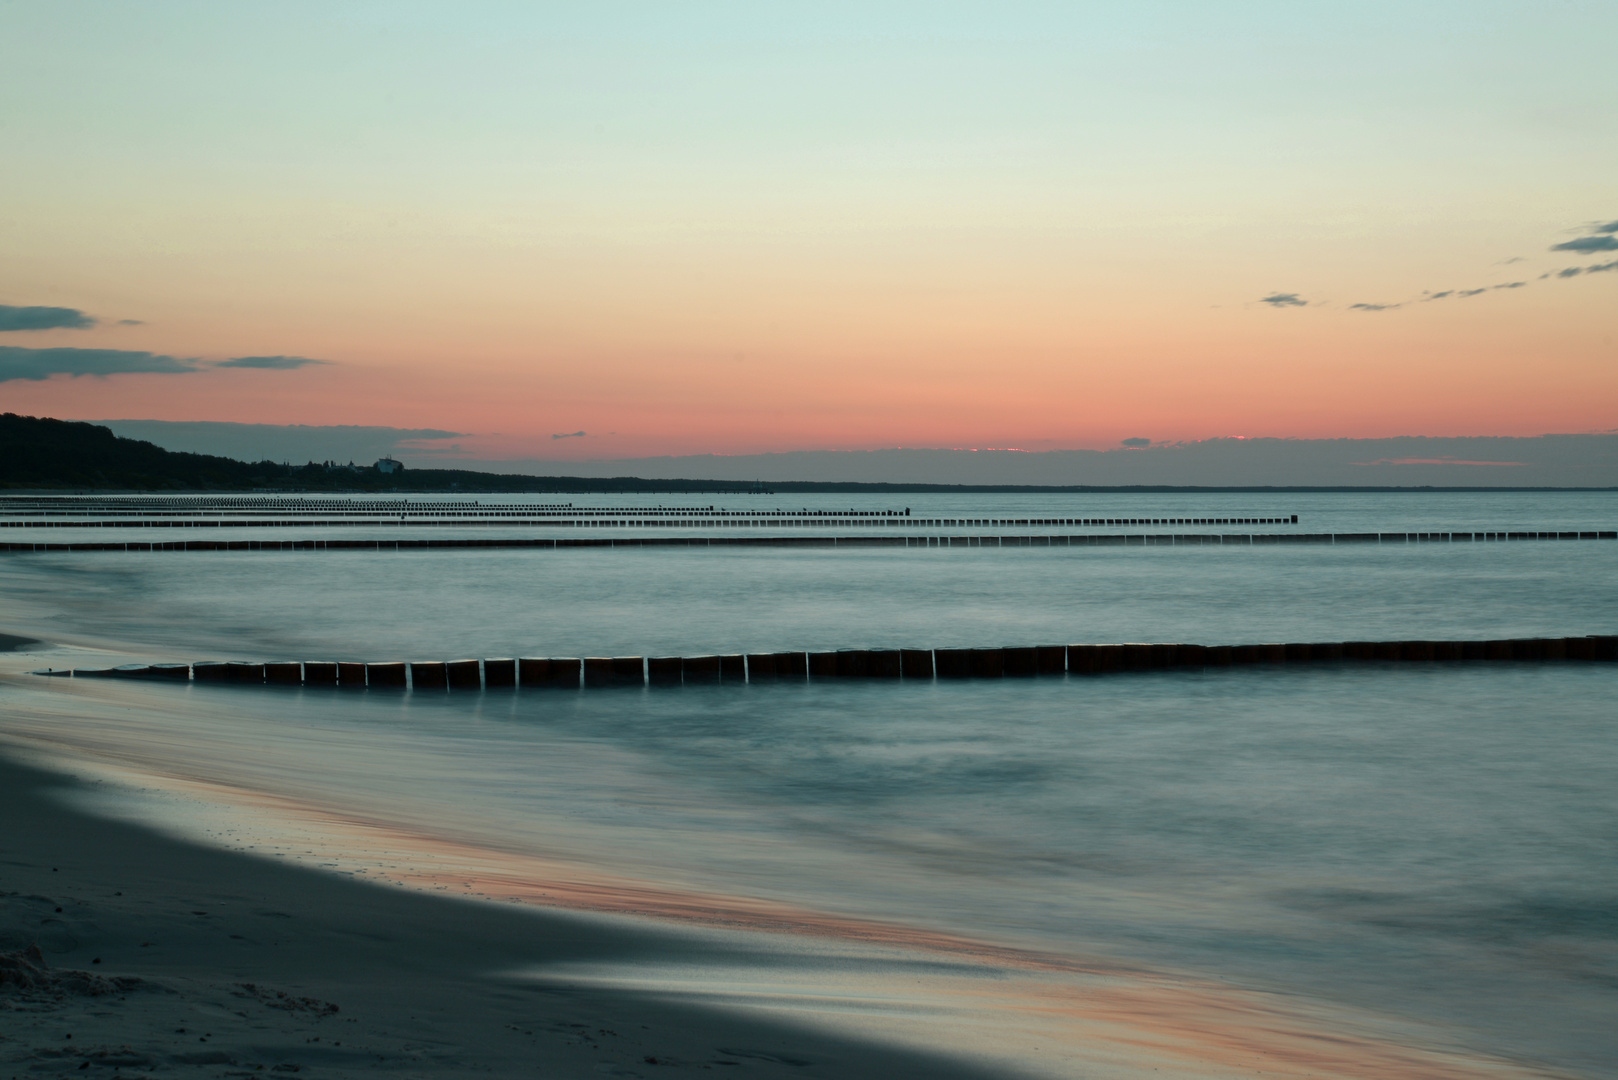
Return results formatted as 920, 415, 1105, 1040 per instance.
0, 513, 1297, 530
3, 528, 1613, 554
0, 509, 1294, 527
44, 635, 1618, 687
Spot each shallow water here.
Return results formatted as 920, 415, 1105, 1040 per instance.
1, 491, 1615, 1077
2, 539, 1616, 663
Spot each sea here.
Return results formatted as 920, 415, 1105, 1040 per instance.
1, 490, 1614, 1078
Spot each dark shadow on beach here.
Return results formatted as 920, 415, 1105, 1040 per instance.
0, 754, 1015, 1079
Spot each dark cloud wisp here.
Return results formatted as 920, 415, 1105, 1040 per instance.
213, 355, 329, 370
0, 347, 334, 382
0, 346, 198, 382
552, 430, 587, 440
0, 305, 96, 332
1262, 218, 1614, 313
1551, 235, 1618, 254
1553, 259, 1618, 279
1551, 219, 1618, 252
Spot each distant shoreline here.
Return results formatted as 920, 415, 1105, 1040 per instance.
6, 483, 1618, 495
10, 416, 1618, 493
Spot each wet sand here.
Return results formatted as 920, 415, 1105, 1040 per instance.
2, 749, 1586, 1080
0, 754, 1015, 1080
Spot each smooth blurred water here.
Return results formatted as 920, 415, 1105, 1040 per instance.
0, 535, 1614, 661
1, 491, 1615, 1076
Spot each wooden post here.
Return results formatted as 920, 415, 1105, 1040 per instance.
1001, 647, 1037, 677
446, 660, 482, 689
648, 657, 683, 685
265, 662, 302, 685
866, 649, 902, 678
934, 648, 972, 679
900, 649, 935, 679
410, 661, 448, 689
483, 659, 517, 688
367, 662, 407, 688
683, 655, 722, 683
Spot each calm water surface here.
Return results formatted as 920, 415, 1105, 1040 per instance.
1, 492, 1614, 1076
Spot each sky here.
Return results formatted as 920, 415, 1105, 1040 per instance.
2, 1, 1616, 464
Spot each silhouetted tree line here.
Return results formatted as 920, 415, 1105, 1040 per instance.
0, 414, 776, 493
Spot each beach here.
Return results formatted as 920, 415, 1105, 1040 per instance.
3, 749, 1595, 1080
1, 751, 1024, 1079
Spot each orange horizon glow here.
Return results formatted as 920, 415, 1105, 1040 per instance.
2, 5, 1615, 461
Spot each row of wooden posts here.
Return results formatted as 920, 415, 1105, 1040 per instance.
52, 635, 1618, 688
5, 529, 1616, 554
2, 514, 1300, 529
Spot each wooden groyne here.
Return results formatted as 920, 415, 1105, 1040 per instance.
2, 529, 1613, 554
0, 513, 1298, 530
44, 635, 1618, 687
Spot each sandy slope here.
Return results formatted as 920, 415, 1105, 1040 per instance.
0, 756, 1010, 1080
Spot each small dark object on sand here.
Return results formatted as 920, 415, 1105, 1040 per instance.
0, 944, 142, 998
235, 982, 339, 1015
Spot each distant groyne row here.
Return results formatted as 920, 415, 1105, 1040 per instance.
0, 514, 1301, 531
3, 529, 1614, 554
46, 636, 1618, 688
0, 510, 1294, 526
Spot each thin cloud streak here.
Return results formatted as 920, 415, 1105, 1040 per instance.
1551, 235, 1618, 254
1551, 259, 1618, 279
1260, 218, 1615, 313
0, 346, 197, 382
0, 346, 334, 382
0, 304, 97, 332
214, 355, 329, 370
